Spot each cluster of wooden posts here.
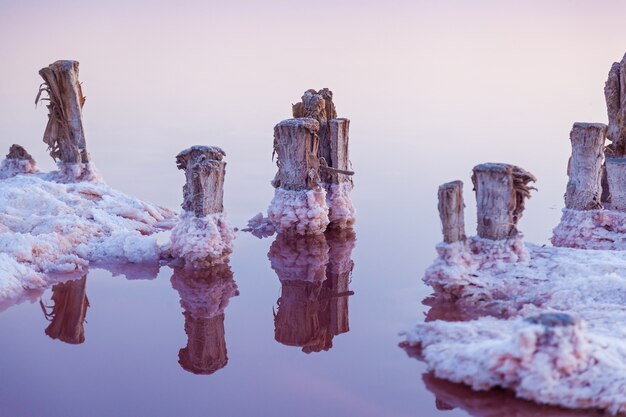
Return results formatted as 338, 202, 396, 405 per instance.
437, 53, 626, 243
4, 60, 355, 240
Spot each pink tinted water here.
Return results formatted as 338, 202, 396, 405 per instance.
0, 1, 624, 415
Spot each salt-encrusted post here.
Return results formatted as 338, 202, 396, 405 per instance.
438, 181, 466, 243
606, 158, 626, 210
268, 118, 329, 235
603, 55, 626, 211
324, 118, 356, 228
565, 123, 606, 210
472, 163, 536, 240
292, 89, 355, 229
37, 60, 92, 180
177, 146, 226, 217
164, 146, 235, 267
605, 53, 626, 157
0, 145, 38, 179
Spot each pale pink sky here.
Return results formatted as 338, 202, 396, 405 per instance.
1, 0, 625, 240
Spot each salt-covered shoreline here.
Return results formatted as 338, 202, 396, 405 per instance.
0, 170, 175, 306
404, 238, 626, 414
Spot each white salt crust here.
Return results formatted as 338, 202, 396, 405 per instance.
267, 188, 329, 235
405, 236, 626, 414
552, 208, 626, 249
324, 182, 356, 229
0, 158, 38, 179
0, 170, 174, 306
162, 211, 235, 268
242, 212, 276, 238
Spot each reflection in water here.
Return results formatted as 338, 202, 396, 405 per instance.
269, 230, 355, 353
40, 275, 89, 345
422, 294, 510, 324
170, 263, 239, 375
422, 373, 600, 417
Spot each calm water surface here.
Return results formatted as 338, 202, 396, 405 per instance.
0, 146, 593, 417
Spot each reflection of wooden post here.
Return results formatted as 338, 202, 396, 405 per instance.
472, 163, 536, 240
37, 60, 89, 164
41, 276, 89, 345
605, 54, 626, 157
324, 229, 355, 338
272, 119, 321, 191
565, 123, 606, 210
179, 312, 228, 375
171, 263, 238, 375
437, 181, 466, 243
269, 234, 329, 351
176, 146, 226, 217
274, 280, 324, 350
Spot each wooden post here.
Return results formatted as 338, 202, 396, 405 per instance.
291, 89, 354, 183
0, 144, 38, 179
605, 53, 626, 157
272, 118, 321, 190
565, 123, 606, 210
472, 163, 536, 240
176, 146, 226, 217
6, 144, 34, 162
292, 89, 336, 150
324, 118, 354, 183
41, 276, 89, 345
606, 158, 626, 210
37, 60, 89, 164
437, 181, 466, 243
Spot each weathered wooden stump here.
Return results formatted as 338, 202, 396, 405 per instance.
165, 146, 234, 267
176, 145, 226, 217
272, 118, 321, 191
606, 157, 626, 210
41, 276, 89, 345
291, 89, 355, 229
0, 144, 38, 179
565, 123, 606, 210
37, 61, 89, 168
472, 163, 536, 240
437, 181, 466, 243
605, 53, 626, 157
268, 119, 329, 235
171, 264, 238, 375
292, 89, 336, 161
